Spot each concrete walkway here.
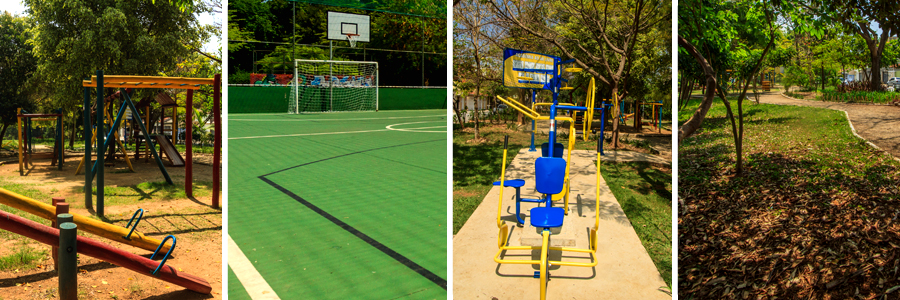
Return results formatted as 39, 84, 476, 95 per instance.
453, 149, 670, 299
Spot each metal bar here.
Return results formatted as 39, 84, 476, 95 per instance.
121, 90, 173, 184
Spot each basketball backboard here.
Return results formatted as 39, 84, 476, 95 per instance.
327, 11, 370, 42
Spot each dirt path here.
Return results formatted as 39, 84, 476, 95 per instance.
758, 93, 900, 159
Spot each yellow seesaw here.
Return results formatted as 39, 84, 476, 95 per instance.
0, 188, 172, 252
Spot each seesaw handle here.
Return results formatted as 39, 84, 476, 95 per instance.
503, 135, 509, 150
597, 136, 601, 152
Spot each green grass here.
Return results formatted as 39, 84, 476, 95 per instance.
678, 98, 900, 297
0, 242, 47, 271
85, 181, 213, 206
603, 161, 672, 287
0, 178, 52, 240
453, 122, 672, 287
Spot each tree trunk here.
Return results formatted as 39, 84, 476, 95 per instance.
677, 36, 718, 143
453, 94, 465, 129
473, 90, 480, 140
611, 85, 620, 148
0, 123, 8, 149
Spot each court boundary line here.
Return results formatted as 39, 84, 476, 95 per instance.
228, 235, 281, 300
230, 114, 445, 122
256, 139, 447, 289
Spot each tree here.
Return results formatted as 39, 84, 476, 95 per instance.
24, 0, 213, 144
487, 0, 670, 148
0, 12, 37, 146
809, 1, 900, 90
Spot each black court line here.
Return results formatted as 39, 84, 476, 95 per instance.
258, 139, 447, 289
260, 139, 445, 177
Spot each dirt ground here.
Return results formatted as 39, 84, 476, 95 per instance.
0, 149, 222, 299
759, 92, 900, 159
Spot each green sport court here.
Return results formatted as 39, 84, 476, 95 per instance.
227, 109, 448, 299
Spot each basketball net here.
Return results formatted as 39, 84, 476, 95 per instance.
345, 34, 359, 48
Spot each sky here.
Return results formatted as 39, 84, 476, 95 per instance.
0, 0, 221, 53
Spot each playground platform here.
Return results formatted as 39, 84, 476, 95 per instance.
453, 148, 670, 299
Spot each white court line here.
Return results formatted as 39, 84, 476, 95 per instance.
385, 121, 447, 133
230, 114, 445, 122
230, 128, 391, 140
228, 235, 281, 300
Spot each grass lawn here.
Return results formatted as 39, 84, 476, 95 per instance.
678, 98, 900, 298
453, 122, 672, 287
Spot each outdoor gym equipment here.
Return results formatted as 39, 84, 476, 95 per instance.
81, 71, 222, 217
493, 137, 602, 300
16, 108, 64, 175
491, 48, 605, 299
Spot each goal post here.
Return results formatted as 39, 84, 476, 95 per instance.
290, 59, 379, 113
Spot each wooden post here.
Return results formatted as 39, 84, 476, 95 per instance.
185, 90, 193, 198
58, 219, 77, 300
96, 70, 104, 218
51, 198, 68, 270
213, 74, 221, 208
17, 108, 23, 175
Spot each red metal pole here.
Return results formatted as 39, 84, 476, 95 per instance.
52, 198, 68, 270
0, 209, 211, 294
185, 90, 193, 197
212, 74, 221, 208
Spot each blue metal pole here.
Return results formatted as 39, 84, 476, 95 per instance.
600, 105, 607, 155
529, 89, 536, 152
96, 70, 104, 217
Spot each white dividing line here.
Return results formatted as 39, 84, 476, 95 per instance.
230, 114, 445, 122
229, 128, 391, 140
228, 235, 281, 300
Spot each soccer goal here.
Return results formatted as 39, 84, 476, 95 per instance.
290, 59, 379, 113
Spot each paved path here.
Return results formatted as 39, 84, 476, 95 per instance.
761, 93, 900, 159
453, 149, 670, 299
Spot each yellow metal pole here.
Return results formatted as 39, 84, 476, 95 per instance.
496, 136, 509, 228
0, 188, 171, 253
539, 230, 549, 300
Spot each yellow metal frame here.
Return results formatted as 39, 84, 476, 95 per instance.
490, 124, 603, 300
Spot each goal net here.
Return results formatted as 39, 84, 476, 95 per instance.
290, 59, 379, 113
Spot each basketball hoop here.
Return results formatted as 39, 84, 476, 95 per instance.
345, 34, 359, 48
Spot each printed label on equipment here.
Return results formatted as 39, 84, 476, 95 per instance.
549, 119, 556, 132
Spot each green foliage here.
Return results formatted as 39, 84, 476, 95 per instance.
25, 0, 212, 108
228, 1, 446, 86
0, 13, 37, 134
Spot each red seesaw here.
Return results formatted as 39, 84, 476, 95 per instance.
0, 209, 211, 294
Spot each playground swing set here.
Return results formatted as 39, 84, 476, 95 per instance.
491, 48, 606, 300
79, 71, 222, 217
16, 108, 65, 174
